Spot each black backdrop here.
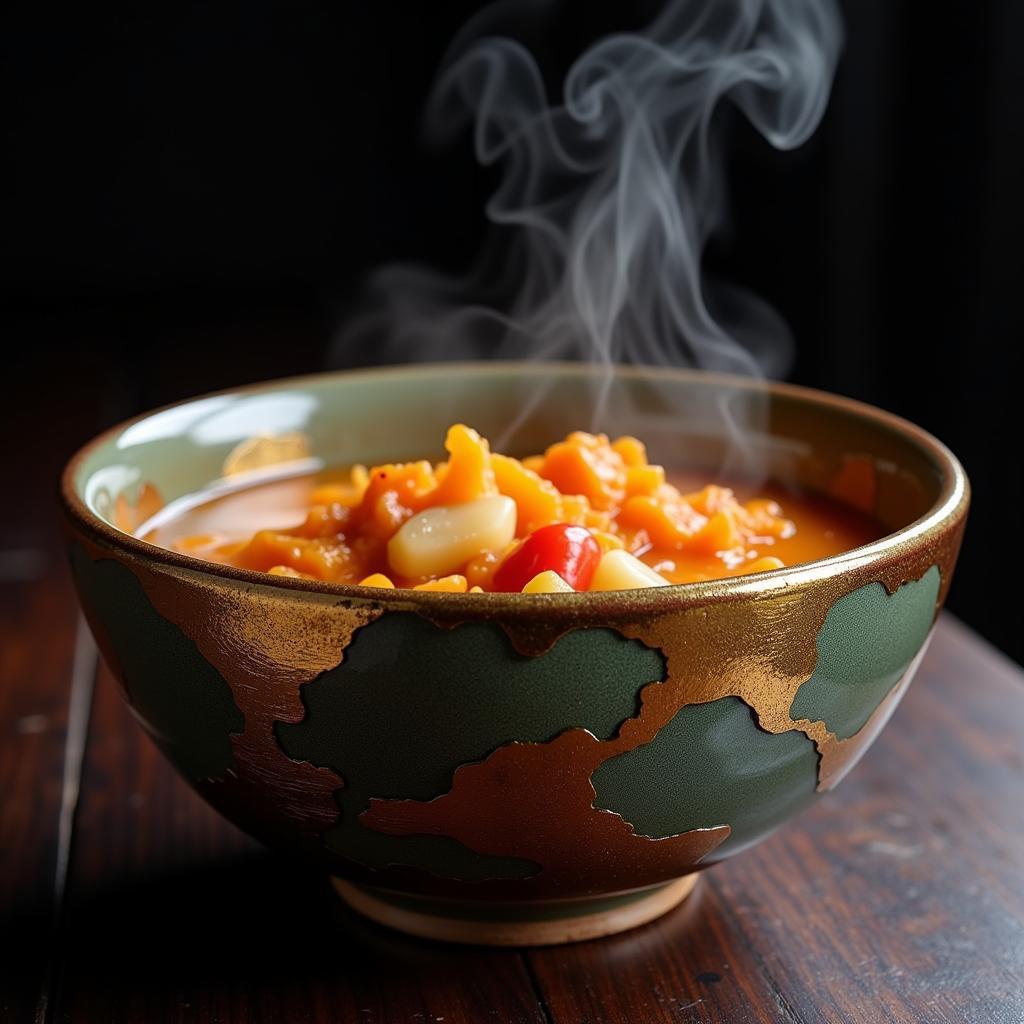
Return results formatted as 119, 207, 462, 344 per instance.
4, 2, 1021, 662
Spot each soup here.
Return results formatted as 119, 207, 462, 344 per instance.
143, 425, 882, 593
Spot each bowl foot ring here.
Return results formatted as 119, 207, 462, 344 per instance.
332, 874, 699, 946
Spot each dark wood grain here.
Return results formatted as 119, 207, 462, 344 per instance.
0, 569, 91, 1023
0, 348, 110, 1021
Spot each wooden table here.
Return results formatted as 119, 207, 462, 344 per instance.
3, 352, 1023, 1023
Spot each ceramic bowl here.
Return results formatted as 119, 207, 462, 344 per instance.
61, 363, 968, 945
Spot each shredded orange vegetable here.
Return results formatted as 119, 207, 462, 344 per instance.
166, 424, 879, 592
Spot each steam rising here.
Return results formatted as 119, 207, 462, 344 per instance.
334, 0, 842, 451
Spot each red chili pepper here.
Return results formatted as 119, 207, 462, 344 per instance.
492, 523, 602, 592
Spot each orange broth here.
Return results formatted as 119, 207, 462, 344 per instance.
143, 426, 882, 592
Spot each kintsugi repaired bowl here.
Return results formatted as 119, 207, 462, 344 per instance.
61, 363, 968, 945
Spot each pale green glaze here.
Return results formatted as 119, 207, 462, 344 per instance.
790, 567, 941, 739
70, 545, 243, 781
278, 612, 663, 878
73, 364, 942, 534
592, 696, 819, 856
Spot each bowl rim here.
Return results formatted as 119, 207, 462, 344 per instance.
60, 361, 970, 615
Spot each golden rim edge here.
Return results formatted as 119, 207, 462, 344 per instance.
60, 362, 970, 617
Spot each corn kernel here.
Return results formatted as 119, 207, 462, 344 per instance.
521, 570, 574, 594
413, 575, 469, 592
358, 573, 395, 589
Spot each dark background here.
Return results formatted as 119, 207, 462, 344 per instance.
4, 2, 1021, 661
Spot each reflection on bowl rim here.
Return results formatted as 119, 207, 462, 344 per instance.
60, 362, 969, 616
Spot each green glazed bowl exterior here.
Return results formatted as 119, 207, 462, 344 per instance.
60, 363, 968, 913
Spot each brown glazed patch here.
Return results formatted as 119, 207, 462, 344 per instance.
362, 730, 729, 896
136, 569, 383, 850
75, 532, 381, 852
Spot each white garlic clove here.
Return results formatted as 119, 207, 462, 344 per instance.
387, 495, 517, 580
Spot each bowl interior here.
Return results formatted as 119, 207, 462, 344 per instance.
70, 363, 948, 542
